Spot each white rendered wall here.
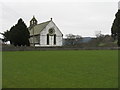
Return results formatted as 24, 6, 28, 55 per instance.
40, 21, 63, 46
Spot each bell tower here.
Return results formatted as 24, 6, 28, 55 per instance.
30, 16, 38, 28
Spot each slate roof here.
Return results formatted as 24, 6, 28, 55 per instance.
29, 20, 51, 36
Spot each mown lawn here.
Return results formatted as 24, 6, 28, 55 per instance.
2, 50, 118, 88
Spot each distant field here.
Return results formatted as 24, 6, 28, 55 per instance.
2, 50, 118, 88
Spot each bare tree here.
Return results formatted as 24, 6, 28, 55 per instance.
65, 34, 82, 46
95, 31, 102, 38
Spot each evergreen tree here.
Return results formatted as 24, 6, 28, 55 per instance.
2, 18, 30, 46
1, 30, 10, 42
111, 10, 120, 46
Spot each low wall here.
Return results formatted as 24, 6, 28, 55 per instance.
2, 45, 120, 51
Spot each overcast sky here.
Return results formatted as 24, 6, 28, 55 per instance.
0, 0, 119, 38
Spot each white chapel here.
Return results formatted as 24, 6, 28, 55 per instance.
29, 16, 63, 47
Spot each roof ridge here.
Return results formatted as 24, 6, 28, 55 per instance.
29, 20, 51, 36
37, 20, 51, 25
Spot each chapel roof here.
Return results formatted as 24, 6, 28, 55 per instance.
29, 20, 51, 36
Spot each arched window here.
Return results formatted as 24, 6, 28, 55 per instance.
47, 34, 49, 45
54, 34, 56, 45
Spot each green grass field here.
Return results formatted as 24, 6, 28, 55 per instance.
2, 50, 118, 88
